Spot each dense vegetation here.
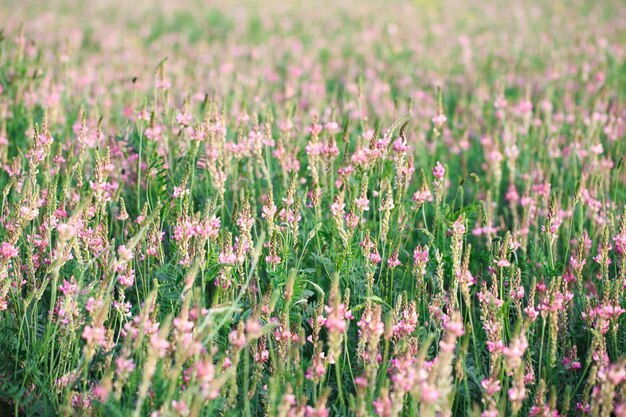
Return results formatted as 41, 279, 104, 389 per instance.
0, 0, 625, 415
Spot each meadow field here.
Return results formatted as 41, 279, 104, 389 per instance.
0, 0, 625, 415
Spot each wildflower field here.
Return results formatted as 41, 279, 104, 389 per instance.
0, 0, 625, 415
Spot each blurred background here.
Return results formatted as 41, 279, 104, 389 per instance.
0, 0, 624, 125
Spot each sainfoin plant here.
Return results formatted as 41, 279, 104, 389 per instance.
0, 0, 625, 415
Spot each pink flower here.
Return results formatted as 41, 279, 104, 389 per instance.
432, 113, 447, 127
355, 196, 370, 211
432, 162, 445, 180
344, 212, 360, 228
57, 223, 76, 240
306, 405, 328, 417
494, 96, 507, 109
354, 376, 368, 389
175, 112, 193, 126
608, 365, 626, 385
219, 248, 237, 265
369, 250, 382, 264
229, 329, 246, 349
496, 259, 511, 267
373, 395, 392, 417
117, 245, 133, 262
144, 125, 162, 141
503, 334, 528, 368
413, 245, 429, 264
262, 204, 277, 219
481, 377, 501, 395
265, 254, 281, 265
115, 356, 135, 377
308, 123, 323, 136
510, 286, 525, 300
387, 254, 401, 268
452, 216, 466, 235
412, 189, 433, 205
614, 233, 626, 255
569, 255, 586, 271
324, 122, 340, 133
118, 271, 135, 287
445, 319, 465, 337
330, 201, 345, 218
324, 304, 348, 333
421, 383, 440, 403
150, 334, 170, 358
82, 325, 106, 346
155, 78, 171, 90
508, 387, 526, 402
392, 137, 410, 153
0, 242, 18, 259
93, 384, 110, 402
172, 186, 189, 199
457, 269, 475, 286
171, 400, 189, 417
